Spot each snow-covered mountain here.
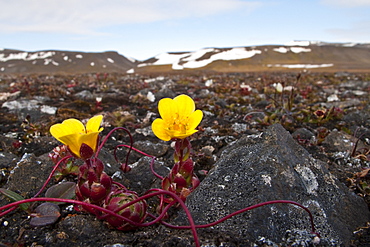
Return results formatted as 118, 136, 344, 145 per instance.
1, 41, 370, 74
0, 49, 137, 74
133, 41, 370, 73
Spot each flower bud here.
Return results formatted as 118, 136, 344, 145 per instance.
76, 158, 112, 206
90, 182, 108, 203
104, 188, 147, 231
161, 159, 199, 203
77, 181, 91, 199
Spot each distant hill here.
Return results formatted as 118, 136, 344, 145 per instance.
1, 41, 370, 74
0, 49, 137, 74
134, 41, 370, 73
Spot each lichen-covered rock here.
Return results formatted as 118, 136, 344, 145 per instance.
5, 153, 55, 197
175, 124, 370, 245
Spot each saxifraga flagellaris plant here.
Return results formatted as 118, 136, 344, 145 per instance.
0, 95, 320, 247
152, 94, 202, 206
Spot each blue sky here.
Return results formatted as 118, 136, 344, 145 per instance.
1, 0, 370, 60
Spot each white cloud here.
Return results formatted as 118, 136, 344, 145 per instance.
321, 0, 370, 7
0, 0, 261, 34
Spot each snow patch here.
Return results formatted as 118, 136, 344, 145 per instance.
44, 59, 59, 66
273, 47, 289, 53
0, 51, 55, 62
342, 43, 357, 47
76, 54, 83, 59
107, 58, 114, 63
268, 64, 334, 69
273, 47, 311, 53
290, 47, 311, 53
153, 52, 190, 65
127, 57, 137, 63
141, 47, 261, 70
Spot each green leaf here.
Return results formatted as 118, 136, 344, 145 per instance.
0, 188, 30, 211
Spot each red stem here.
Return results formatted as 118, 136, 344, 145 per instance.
0, 190, 201, 247
0, 206, 17, 217
33, 155, 73, 198
0, 196, 319, 245
160, 199, 319, 237
97, 127, 164, 180
96, 127, 133, 162
115, 144, 163, 180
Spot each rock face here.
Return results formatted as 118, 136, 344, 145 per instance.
176, 124, 369, 245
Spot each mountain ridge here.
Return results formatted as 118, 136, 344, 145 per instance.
1, 41, 370, 74
0, 49, 137, 74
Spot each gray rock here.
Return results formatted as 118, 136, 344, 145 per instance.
121, 156, 170, 195
74, 90, 93, 100
292, 127, 315, 144
134, 140, 169, 158
2, 97, 57, 121
97, 147, 121, 176
175, 124, 369, 245
322, 129, 356, 153
319, 98, 362, 109
0, 151, 18, 185
155, 86, 176, 100
343, 110, 370, 132
6, 153, 55, 197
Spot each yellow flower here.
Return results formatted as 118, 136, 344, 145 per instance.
152, 94, 203, 141
50, 115, 104, 159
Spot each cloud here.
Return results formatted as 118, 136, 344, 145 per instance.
0, 0, 261, 34
320, 0, 370, 7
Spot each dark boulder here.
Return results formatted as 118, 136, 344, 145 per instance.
175, 124, 369, 245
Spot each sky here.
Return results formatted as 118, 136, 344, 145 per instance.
1, 0, 370, 61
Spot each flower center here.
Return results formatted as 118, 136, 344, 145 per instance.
170, 114, 187, 134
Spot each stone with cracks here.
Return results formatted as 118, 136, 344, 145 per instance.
175, 123, 370, 245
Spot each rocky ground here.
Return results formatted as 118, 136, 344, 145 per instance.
1, 71, 370, 246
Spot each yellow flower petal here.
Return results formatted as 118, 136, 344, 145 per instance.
187, 110, 203, 131
50, 119, 85, 144
152, 118, 171, 141
79, 132, 100, 153
86, 115, 104, 133
174, 95, 195, 118
50, 116, 104, 159
58, 133, 83, 157
173, 129, 198, 139
158, 98, 177, 122
152, 94, 203, 140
